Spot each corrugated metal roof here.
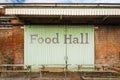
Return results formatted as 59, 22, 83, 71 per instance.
3, 3, 120, 16
6, 8, 120, 16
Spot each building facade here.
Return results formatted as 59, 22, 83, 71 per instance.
0, 3, 120, 69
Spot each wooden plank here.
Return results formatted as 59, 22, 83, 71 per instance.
0, 70, 30, 72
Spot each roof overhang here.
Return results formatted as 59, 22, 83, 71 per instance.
2, 3, 120, 16
1, 3, 120, 8
1, 3, 120, 25
5, 8, 120, 16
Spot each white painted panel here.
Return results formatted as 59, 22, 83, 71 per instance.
67, 26, 94, 65
24, 25, 94, 67
6, 8, 120, 16
25, 25, 66, 65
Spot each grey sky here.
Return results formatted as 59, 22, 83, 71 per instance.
1, 0, 120, 3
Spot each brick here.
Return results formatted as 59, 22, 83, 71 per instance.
0, 26, 24, 64
95, 26, 120, 64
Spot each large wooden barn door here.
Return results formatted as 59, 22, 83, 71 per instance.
24, 25, 66, 65
66, 26, 94, 65
24, 25, 94, 69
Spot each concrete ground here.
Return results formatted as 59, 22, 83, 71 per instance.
0, 71, 120, 80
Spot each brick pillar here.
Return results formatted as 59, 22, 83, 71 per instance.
12, 26, 24, 64
0, 28, 13, 64
0, 8, 5, 15
95, 26, 120, 64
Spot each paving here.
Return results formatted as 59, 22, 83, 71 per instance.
0, 71, 120, 80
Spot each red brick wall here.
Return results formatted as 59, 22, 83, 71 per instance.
95, 26, 120, 64
0, 29, 13, 64
0, 27, 24, 64
0, 9, 5, 15
0, 25, 120, 64
12, 26, 24, 64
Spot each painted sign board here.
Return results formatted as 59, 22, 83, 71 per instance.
24, 25, 94, 68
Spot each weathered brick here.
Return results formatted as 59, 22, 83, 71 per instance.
95, 26, 120, 64
0, 26, 24, 64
